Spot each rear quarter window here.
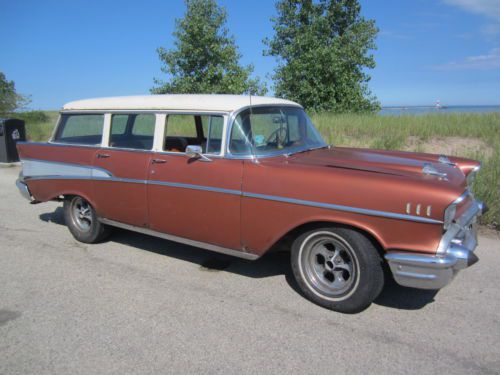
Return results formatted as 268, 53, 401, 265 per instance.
54, 114, 104, 145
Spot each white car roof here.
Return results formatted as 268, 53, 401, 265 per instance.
62, 94, 302, 112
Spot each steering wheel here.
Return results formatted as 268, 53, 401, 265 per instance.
265, 127, 288, 147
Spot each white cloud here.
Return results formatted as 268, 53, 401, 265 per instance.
444, 0, 500, 39
482, 23, 500, 36
443, 0, 500, 21
434, 48, 500, 70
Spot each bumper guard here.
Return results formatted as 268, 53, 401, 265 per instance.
16, 178, 34, 202
385, 198, 484, 290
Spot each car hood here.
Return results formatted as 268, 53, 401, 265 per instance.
287, 146, 466, 187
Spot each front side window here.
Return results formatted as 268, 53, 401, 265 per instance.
109, 114, 155, 150
54, 114, 104, 145
164, 114, 224, 154
229, 106, 326, 156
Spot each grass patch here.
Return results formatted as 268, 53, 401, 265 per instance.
15, 111, 59, 142
16, 110, 500, 228
311, 112, 499, 229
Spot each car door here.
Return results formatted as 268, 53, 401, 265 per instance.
92, 113, 154, 227
147, 114, 243, 250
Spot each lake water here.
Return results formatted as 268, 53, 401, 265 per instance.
380, 105, 500, 116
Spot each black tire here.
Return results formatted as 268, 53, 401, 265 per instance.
63, 196, 110, 243
291, 226, 384, 313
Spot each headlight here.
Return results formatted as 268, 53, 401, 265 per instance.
443, 203, 457, 230
466, 164, 481, 187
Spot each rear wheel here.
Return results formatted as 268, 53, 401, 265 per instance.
64, 196, 110, 243
291, 227, 384, 313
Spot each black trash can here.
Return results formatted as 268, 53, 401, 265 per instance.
0, 118, 26, 163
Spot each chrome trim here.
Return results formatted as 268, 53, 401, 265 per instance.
437, 198, 481, 255
466, 163, 481, 187
385, 242, 479, 290
20, 158, 443, 224
16, 178, 33, 202
422, 162, 448, 180
154, 150, 224, 159
225, 104, 323, 160
242, 192, 443, 224
98, 146, 154, 154
386, 196, 483, 289
17, 141, 101, 150
453, 189, 470, 205
185, 145, 212, 162
438, 155, 456, 166
149, 180, 240, 195
21, 158, 113, 179
99, 218, 259, 260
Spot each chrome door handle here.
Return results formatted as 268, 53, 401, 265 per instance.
97, 153, 110, 159
152, 158, 167, 164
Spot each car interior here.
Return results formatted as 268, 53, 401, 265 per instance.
164, 114, 222, 154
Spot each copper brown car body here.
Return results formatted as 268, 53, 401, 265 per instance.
15, 95, 485, 312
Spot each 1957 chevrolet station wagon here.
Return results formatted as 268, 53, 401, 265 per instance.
16, 95, 486, 313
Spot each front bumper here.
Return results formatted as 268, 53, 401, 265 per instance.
385, 198, 485, 290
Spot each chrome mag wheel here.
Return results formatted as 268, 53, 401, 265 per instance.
299, 232, 359, 299
70, 197, 93, 232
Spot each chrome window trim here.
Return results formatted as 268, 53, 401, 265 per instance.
224, 104, 311, 160
97, 146, 155, 154
49, 113, 61, 142
105, 112, 157, 152
163, 112, 228, 157
18, 141, 102, 150
52, 112, 106, 146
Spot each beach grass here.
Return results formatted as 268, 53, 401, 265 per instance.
19, 111, 500, 228
310, 112, 499, 228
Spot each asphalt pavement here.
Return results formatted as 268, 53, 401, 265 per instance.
1, 165, 499, 374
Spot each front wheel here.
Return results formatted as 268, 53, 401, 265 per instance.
63, 196, 110, 243
291, 227, 384, 313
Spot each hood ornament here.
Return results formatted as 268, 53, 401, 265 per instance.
422, 163, 448, 180
438, 154, 456, 166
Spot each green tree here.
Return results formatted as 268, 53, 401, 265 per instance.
0, 72, 30, 115
265, 0, 379, 112
152, 0, 266, 95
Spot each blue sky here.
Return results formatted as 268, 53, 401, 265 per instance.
1, 0, 499, 109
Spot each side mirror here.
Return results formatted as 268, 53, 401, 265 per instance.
185, 145, 211, 162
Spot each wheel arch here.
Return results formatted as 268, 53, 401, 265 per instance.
58, 190, 99, 212
265, 218, 387, 256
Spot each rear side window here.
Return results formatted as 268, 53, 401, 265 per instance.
109, 114, 155, 150
54, 114, 104, 145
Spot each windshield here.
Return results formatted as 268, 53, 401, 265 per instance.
229, 106, 327, 157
